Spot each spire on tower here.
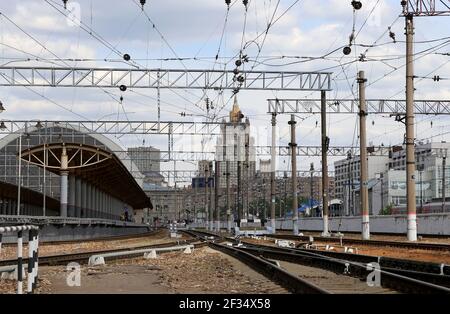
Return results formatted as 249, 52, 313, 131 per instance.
230, 95, 243, 123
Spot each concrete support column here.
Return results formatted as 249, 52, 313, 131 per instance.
90, 184, 95, 218
68, 175, 76, 217
115, 198, 118, 220
86, 183, 92, 218
92, 186, 97, 218
0, 197, 5, 215
81, 181, 87, 218
100, 191, 104, 219
11, 200, 16, 215
104, 194, 108, 219
97, 190, 101, 218
7, 198, 11, 215
75, 178, 81, 218
97, 187, 101, 218
110, 196, 113, 220
102, 192, 108, 219
60, 171, 68, 218
110, 197, 114, 220
106, 194, 110, 219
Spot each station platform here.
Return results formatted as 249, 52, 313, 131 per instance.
0, 215, 151, 243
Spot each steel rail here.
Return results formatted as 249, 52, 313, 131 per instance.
184, 229, 450, 291
241, 242, 450, 288
208, 241, 329, 294
238, 245, 450, 294
267, 234, 450, 251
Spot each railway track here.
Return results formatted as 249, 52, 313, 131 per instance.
268, 233, 450, 251
0, 237, 204, 267
277, 229, 450, 239
208, 241, 329, 294
184, 229, 450, 294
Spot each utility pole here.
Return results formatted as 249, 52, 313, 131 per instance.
270, 113, 277, 233
215, 160, 220, 232
321, 91, 330, 236
17, 134, 22, 216
262, 178, 266, 225
205, 164, 209, 230
380, 174, 384, 214
209, 161, 214, 231
237, 159, 242, 227
442, 149, 447, 212
358, 70, 370, 240
245, 130, 250, 220
310, 163, 314, 216
289, 115, 299, 235
226, 161, 231, 232
284, 171, 287, 218
223, 122, 232, 233
405, 12, 417, 241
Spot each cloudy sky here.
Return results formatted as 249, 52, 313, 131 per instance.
0, 0, 449, 177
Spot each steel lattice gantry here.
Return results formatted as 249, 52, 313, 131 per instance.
158, 170, 335, 182
267, 99, 450, 114
0, 120, 223, 135
404, 0, 450, 16
0, 67, 332, 91
151, 146, 391, 161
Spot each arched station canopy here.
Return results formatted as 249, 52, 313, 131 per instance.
19, 142, 152, 209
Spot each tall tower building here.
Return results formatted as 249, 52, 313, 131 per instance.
216, 96, 256, 189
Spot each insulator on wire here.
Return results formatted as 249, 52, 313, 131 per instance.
123, 53, 131, 61
120, 96, 123, 102
140, 0, 146, 10
243, 0, 249, 7
372, 120, 375, 126
62, 0, 68, 9
225, 0, 231, 6
119, 85, 127, 92
433, 75, 440, 82
351, 1, 362, 10
233, 68, 240, 75
388, 27, 396, 43
235, 59, 242, 67
237, 75, 245, 83
343, 46, 352, 55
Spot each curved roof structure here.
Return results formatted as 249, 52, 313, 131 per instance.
0, 122, 144, 186
0, 122, 152, 209
20, 142, 152, 209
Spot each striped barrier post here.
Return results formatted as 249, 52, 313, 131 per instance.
17, 230, 23, 294
0, 225, 39, 294
27, 229, 33, 293
34, 231, 39, 290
